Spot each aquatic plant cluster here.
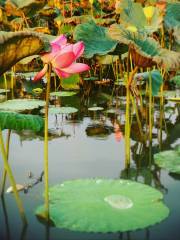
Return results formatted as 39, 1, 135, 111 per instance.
0, 0, 180, 237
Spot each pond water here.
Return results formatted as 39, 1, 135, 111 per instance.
0, 90, 180, 240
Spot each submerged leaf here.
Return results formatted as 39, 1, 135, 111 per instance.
36, 179, 169, 232
0, 111, 44, 131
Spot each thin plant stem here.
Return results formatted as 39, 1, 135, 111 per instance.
130, 95, 144, 142
125, 66, 138, 166
1, 129, 11, 196
148, 71, 153, 144
0, 129, 27, 224
3, 73, 8, 100
44, 63, 52, 220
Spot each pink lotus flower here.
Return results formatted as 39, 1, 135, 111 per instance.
33, 35, 90, 81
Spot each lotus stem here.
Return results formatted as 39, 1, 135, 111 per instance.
128, 66, 138, 87
44, 63, 52, 220
158, 85, 164, 149
0, 129, 27, 225
125, 76, 131, 167
148, 71, 152, 143
130, 95, 144, 143
3, 73, 8, 100
0, 129, 11, 196
11, 67, 14, 99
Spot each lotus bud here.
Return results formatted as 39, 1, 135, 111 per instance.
143, 6, 155, 24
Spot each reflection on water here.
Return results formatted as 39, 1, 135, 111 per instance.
0, 90, 180, 240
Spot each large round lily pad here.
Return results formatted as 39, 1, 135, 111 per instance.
0, 89, 10, 94
0, 99, 45, 112
36, 179, 169, 233
154, 148, 180, 174
50, 91, 78, 97
88, 106, 104, 111
41, 106, 78, 115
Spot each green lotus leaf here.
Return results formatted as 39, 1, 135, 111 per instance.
96, 55, 119, 65
120, 1, 162, 33
61, 74, 80, 90
36, 179, 169, 232
5, 0, 46, 17
0, 31, 50, 75
170, 74, 180, 86
154, 148, 180, 174
135, 70, 163, 96
0, 111, 44, 131
0, 99, 45, 112
41, 106, 78, 115
74, 20, 119, 58
88, 106, 104, 111
50, 91, 78, 97
108, 25, 180, 69
164, 3, 180, 31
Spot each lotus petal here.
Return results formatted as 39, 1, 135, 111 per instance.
33, 64, 48, 82
52, 52, 75, 69
61, 63, 90, 74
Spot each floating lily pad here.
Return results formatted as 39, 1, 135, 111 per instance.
83, 77, 99, 81
50, 91, 78, 97
41, 106, 78, 115
154, 148, 180, 174
0, 89, 10, 94
0, 111, 44, 131
167, 97, 180, 102
0, 99, 45, 112
36, 179, 169, 232
88, 107, 104, 111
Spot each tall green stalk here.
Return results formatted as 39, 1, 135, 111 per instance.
1, 129, 11, 196
0, 129, 27, 224
44, 63, 52, 220
125, 66, 139, 167
148, 71, 152, 143
3, 73, 8, 100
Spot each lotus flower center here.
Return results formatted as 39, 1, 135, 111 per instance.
104, 195, 133, 209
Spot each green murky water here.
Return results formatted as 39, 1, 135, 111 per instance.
0, 90, 180, 240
